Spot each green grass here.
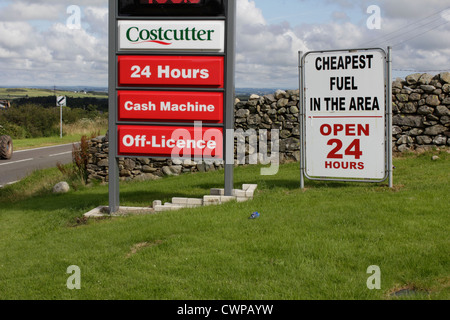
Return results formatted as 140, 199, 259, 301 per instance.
12, 117, 108, 150
13, 135, 85, 150
0, 150, 448, 300
0, 88, 107, 100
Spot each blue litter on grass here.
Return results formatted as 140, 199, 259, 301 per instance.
249, 212, 260, 219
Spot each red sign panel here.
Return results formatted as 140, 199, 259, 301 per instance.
118, 90, 223, 123
118, 125, 223, 158
118, 55, 224, 87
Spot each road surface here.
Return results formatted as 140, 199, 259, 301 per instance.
0, 143, 74, 188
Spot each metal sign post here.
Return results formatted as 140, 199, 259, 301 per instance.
299, 48, 392, 186
108, 0, 236, 213
298, 51, 305, 190
57, 96, 66, 139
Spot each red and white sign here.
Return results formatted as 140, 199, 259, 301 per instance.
118, 125, 223, 159
118, 55, 224, 87
303, 49, 387, 180
118, 91, 223, 123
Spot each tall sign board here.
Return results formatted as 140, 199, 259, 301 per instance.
299, 48, 393, 186
109, 0, 236, 213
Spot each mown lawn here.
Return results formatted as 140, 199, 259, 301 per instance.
0, 150, 448, 300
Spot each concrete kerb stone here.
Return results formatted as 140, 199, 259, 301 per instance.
84, 184, 258, 216
154, 203, 185, 212
156, 184, 257, 210
203, 195, 222, 206
172, 197, 189, 205
187, 198, 203, 206
220, 196, 236, 203
84, 206, 155, 217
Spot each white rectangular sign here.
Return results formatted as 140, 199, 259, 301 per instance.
118, 20, 225, 52
303, 49, 387, 180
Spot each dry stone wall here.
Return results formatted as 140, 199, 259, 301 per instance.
392, 72, 450, 152
86, 73, 450, 183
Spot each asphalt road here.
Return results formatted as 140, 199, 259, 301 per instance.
0, 143, 74, 188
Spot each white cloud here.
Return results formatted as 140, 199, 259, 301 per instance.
441, 9, 450, 22
0, 2, 62, 21
236, 0, 308, 88
83, 6, 108, 37
235, 0, 450, 87
0, 22, 38, 49
0, 0, 449, 88
376, 0, 449, 20
0, 0, 109, 86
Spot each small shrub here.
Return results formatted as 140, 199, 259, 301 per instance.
0, 122, 28, 139
72, 135, 90, 184
0, 104, 59, 138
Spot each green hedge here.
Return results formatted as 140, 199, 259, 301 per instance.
0, 104, 103, 139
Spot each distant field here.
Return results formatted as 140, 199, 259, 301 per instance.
0, 87, 108, 100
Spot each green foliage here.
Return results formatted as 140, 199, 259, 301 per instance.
0, 150, 448, 300
0, 104, 59, 138
72, 135, 90, 184
0, 121, 28, 139
55, 135, 92, 186
0, 104, 105, 139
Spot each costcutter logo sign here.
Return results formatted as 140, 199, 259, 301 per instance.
119, 20, 225, 52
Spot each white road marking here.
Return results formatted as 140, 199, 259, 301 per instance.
0, 180, 19, 188
49, 151, 72, 157
14, 143, 74, 153
0, 158, 34, 166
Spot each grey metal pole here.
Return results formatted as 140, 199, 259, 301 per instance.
224, 0, 236, 196
60, 103, 63, 139
387, 46, 394, 188
298, 51, 305, 190
108, 0, 119, 213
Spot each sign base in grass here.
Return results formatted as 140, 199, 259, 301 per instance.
84, 184, 258, 217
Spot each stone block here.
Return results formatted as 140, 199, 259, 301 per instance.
245, 190, 255, 198
152, 200, 162, 208
210, 188, 225, 196
203, 196, 221, 206
220, 196, 236, 203
170, 205, 184, 211
154, 205, 171, 212
233, 189, 247, 198
242, 184, 258, 192
172, 198, 188, 205
187, 198, 203, 206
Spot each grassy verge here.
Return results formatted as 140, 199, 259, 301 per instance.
13, 118, 107, 150
0, 150, 448, 300
13, 135, 85, 150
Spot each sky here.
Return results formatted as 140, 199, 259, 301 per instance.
0, 0, 449, 89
